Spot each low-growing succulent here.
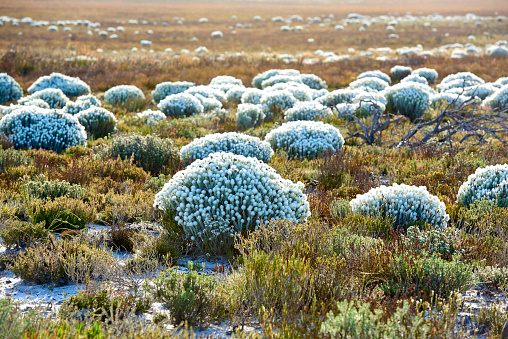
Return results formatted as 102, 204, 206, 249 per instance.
179, 132, 273, 163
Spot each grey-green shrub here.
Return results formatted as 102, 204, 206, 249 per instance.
75, 107, 117, 139
0, 73, 23, 104
385, 82, 431, 121
24, 179, 87, 200
151, 81, 195, 104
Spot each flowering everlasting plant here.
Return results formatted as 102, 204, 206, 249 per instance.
457, 164, 508, 207
0, 73, 23, 104
27, 72, 90, 98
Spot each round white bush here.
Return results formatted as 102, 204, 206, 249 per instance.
18, 98, 50, 109
316, 88, 363, 107
157, 93, 204, 117
350, 183, 449, 229
357, 70, 391, 84
0, 106, 87, 152
154, 152, 311, 235
412, 68, 438, 84
210, 75, 243, 86
265, 121, 345, 159
457, 164, 508, 207
136, 109, 166, 126
353, 92, 387, 117
440, 72, 484, 86
180, 132, 273, 163
260, 90, 297, 117
430, 93, 472, 108
482, 85, 508, 110
194, 94, 222, 112
104, 85, 145, 106
75, 107, 117, 139
236, 103, 265, 128
252, 69, 300, 89
241, 88, 265, 105
349, 77, 389, 92
0, 73, 23, 104
265, 82, 313, 102
261, 75, 302, 89
19, 88, 69, 109
494, 77, 508, 87
151, 81, 195, 104
385, 82, 431, 121
185, 86, 227, 105
226, 86, 247, 105
301, 74, 327, 90
211, 31, 224, 38
27, 72, 90, 98
284, 101, 333, 121
401, 74, 428, 85
390, 65, 412, 82
461, 83, 496, 100
63, 94, 101, 115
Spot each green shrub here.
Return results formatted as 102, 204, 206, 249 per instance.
24, 179, 87, 200
0, 148, 33, 172
30, 197, 95, 231
104, 133, 180, 175
143, 173, 171, 192
0, 219, 48, 249
151, 265, 217, 326
332, 228, 383, 262
473, 265, 508, 289
380, 253, 474, 299
330, 198, 352, 220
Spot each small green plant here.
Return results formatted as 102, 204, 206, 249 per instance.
30, 197, 95, 231
143, 173, 171, 192
151, 266, 217, 326
330, 198, 352, 219
0, 219, 48, 249
24, 178, 87, 200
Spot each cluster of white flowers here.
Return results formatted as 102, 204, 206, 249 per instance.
0, 106, 87, 152
136, 109, 166, 126
316, 88, 362, 107
1, 99, 51, 115
335, 103, 359, 118
27, 72, 90, 98
104, 85, 145, 106
261, 75, 303, 89
209, 75, 243, 87
241, 88, 265, 105
437, 79, 482, 93
236, 103, 265, 128
252, 69, 301, 89
226, 86, 247, 105
390, 65, 412, 82
157, 92, 204, 117
0, 73, 23, 104
151, 81, 195, 104
284, 101, 333, 121
459, 83, 496, 100
260, 90, 297, 117
63, 94, 101, 115
482, 85, 508, 110
384, 82, 431, 121
301, 73, 327, 90
349, 77, 390, 92
357, 70, 392, 84
430, 92, 472, 108
265, 121, 345, 159
438, 72, 484, 92
457, 164, 508, 207
412, 68, 439, 84
19, 88, 69, 109
350, 183, 449, 229
180, 132, 273, 163
75, 107, 117, 139
185, 86, 227, 105
154, 152, 310, 235
494, 77, 508, 87
194, 94, 223, 112
401, 74, 428, 85
265, 82, 312, 101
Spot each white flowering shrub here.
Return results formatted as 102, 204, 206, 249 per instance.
136, 109, 166, 126
301, 74, 327, 90
357, 70, 391, 84
252, 69, 300, 89
401, 74, 428, 85
241, 88, 265, 105
335, 103, 359, 119
457, 164, 508, 207
260, 90, 297, 118
349, 77, 389, 92
0, 73, 23, 104
75, 107, 117, 139
19, 88, 69, 109
261, 75, 302, 89
354, 92, 387, 117
461, 83, 496, 100
310, 89, 329, 100
27, 73, 90, 98
403, 226, 458, 256
482, 85, 508, 110
494, 77, 508, 87
151, 81, 195, 104
104, 85, 145, 106
265, 121, 345, 159
154, 152, 310, 237
158, 93, 204, 117
350, 183, 449, 229
412, 68, 438, 84
0, 106, 87, 152
437, 79, 482, 93
210, 75, 243, 86
185, 86, 227, 105
385, 82, 431, 121
194, 94, 223, 112
266, 82, 313, 102
284, 101, 333, 121
390, 65, 412, 82
18, 99, 50, 109
180, 132, 273, 164
63, 94, 101, 115
440, 72, 484, 86
316, 89, 363, 107
226, 86, 247, 106
430, 93, 472, 108
210, 83, 238, 94
236, 103, 265, 128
